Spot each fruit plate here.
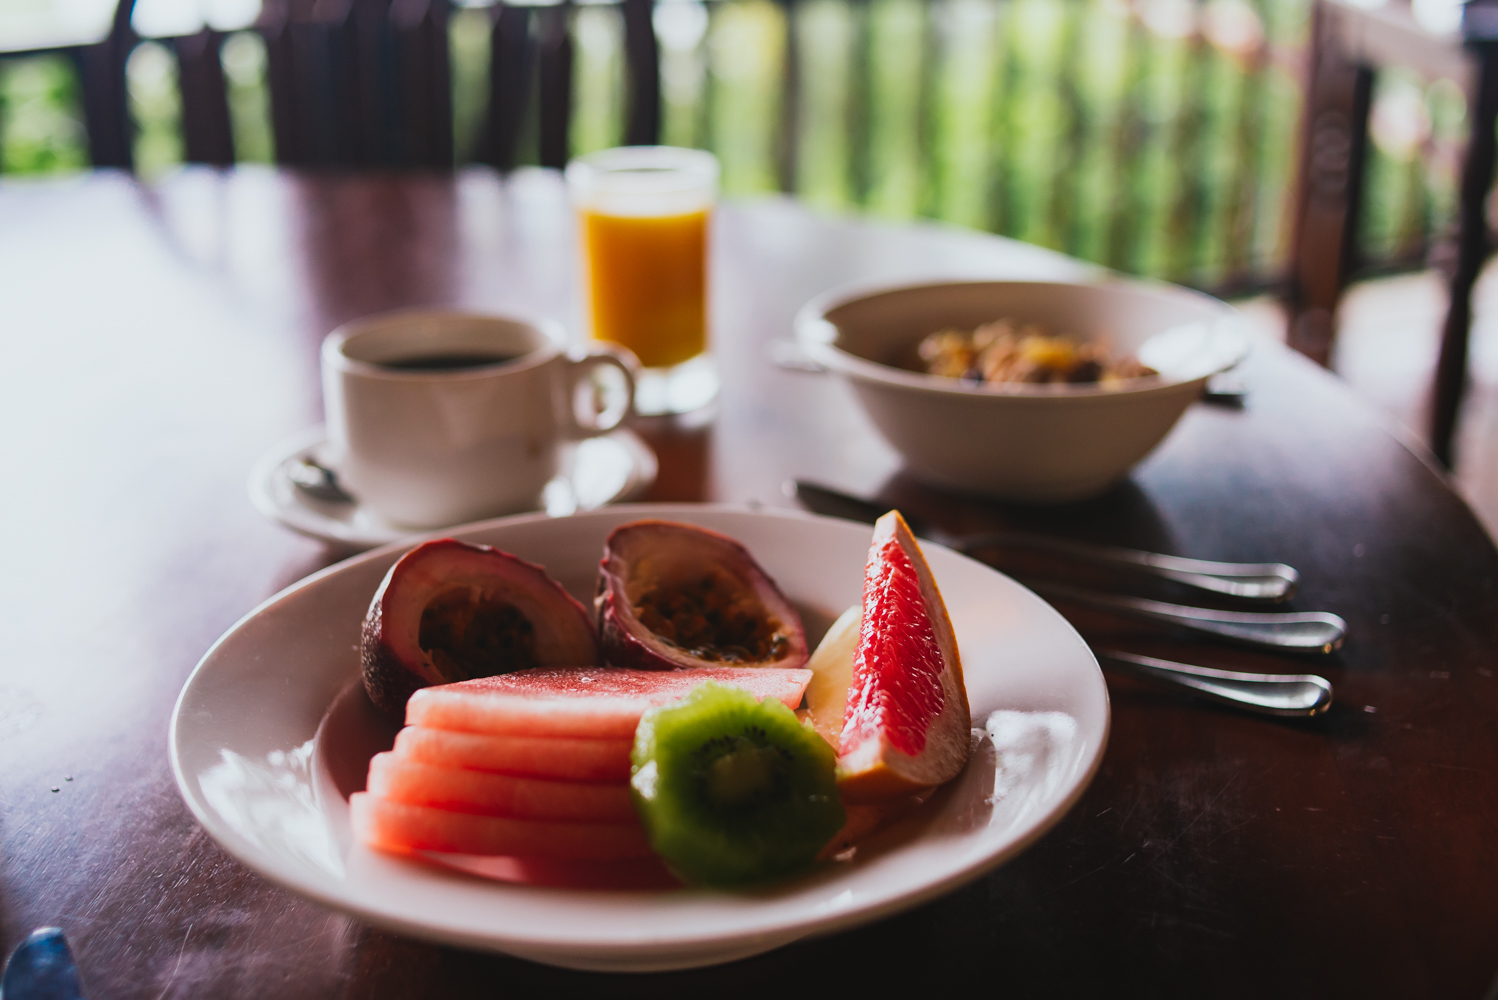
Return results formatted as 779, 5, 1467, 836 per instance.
169, 504, 1109, 973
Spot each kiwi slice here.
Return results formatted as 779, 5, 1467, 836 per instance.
631, 682, 845, 886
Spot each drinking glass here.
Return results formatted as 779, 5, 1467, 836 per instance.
566, 146, 719, 415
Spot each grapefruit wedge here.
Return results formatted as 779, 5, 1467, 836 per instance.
837, 510, 970, 803
802, 603, 860, 748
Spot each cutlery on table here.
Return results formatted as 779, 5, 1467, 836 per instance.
2, 927, 86, 1000
1097, 650, 1333, 716
792, 480, 1299, 602
1029, 580, 1347, 653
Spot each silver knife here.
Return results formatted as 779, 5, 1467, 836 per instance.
792, 479, 1298, 602
790, 480, 1343, 654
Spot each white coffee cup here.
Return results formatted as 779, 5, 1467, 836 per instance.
321, 309, 638, 528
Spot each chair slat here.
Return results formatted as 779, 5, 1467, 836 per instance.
257, 0, 453, 167
477, 4, 535, 171
174, 29, 235, 165
536, 2, 573, 169
775, 0, 799, 196
73, 0, 137, 169
622, 0, 661, 146
1284, 0, 1373, 365
391, 0, 454, 166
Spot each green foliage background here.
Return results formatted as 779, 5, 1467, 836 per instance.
0, 0, 1463, 289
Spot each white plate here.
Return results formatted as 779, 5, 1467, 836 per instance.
170, 505, 1109, 972
248, 425, 658, 552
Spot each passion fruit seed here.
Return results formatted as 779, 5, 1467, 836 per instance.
633, 574, 789, 664
597, 521, 809, 673
417, 592, 537, 681
360, 538, 600, 718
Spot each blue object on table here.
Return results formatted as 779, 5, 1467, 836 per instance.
1, 928, 85, 1000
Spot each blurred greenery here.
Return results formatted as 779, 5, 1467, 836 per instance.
0, 0, 1466, 289
0, 55, 87, 174
573, 2, 628, 156
221, 30, 273, 162
450, 6, 491, 164
127, 39, 183, 176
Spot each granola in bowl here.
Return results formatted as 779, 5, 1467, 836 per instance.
916, 321, 1157, 387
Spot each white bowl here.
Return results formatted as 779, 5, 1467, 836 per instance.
795, 279, 1250, 502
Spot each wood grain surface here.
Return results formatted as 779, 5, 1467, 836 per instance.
1, 168, 1495, 999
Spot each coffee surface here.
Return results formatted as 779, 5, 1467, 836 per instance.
381, 352, 520, 371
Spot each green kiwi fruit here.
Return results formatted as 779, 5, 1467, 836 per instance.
630, 682, 845, 886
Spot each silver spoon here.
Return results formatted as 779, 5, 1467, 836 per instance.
287, 456, 356, 504
1097, 650, 1334, 716
792, 480, 1298, 602
1029, 580, 1346, 653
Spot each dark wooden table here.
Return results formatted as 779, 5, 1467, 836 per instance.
3, 168, 1496, 999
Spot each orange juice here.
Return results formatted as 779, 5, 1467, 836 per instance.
581, 207, 709, 369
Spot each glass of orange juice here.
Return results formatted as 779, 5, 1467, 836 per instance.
566, 146, 719, 415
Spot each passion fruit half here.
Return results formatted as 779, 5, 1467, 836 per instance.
362, 538, 599, 717
597, 521, 809, 672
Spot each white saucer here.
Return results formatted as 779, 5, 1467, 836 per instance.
249, 426, 658, 551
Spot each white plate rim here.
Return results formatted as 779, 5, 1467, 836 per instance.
170, 503, 1110, 968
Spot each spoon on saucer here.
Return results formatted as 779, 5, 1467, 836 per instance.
287, 457, 356, 504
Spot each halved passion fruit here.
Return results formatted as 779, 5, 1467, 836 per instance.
596, 521, 808, 672
361, 538, 599, 717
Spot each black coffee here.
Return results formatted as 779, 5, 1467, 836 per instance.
380, 352, 521, 371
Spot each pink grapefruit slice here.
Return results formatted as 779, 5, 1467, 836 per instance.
836, 510, 970, 803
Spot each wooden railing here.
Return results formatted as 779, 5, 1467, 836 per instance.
0, 0, 1465, 298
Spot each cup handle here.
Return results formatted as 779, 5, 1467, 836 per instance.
564, 343, 639, 438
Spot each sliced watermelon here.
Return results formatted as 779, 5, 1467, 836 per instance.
405, 665, 814, 739
366, 753, 636, 822
350, 793, 654, 860
392, 727, 635, 783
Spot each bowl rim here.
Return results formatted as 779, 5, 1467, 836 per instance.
793, 276, 1250, 400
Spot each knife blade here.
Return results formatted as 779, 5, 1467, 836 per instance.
791, 479, 1298, 602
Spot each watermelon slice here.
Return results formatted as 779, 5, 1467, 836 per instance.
350, 794, 654, 860
392, 727, 635, 783
405, 665, 814, 739
366, 753, 637, 822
